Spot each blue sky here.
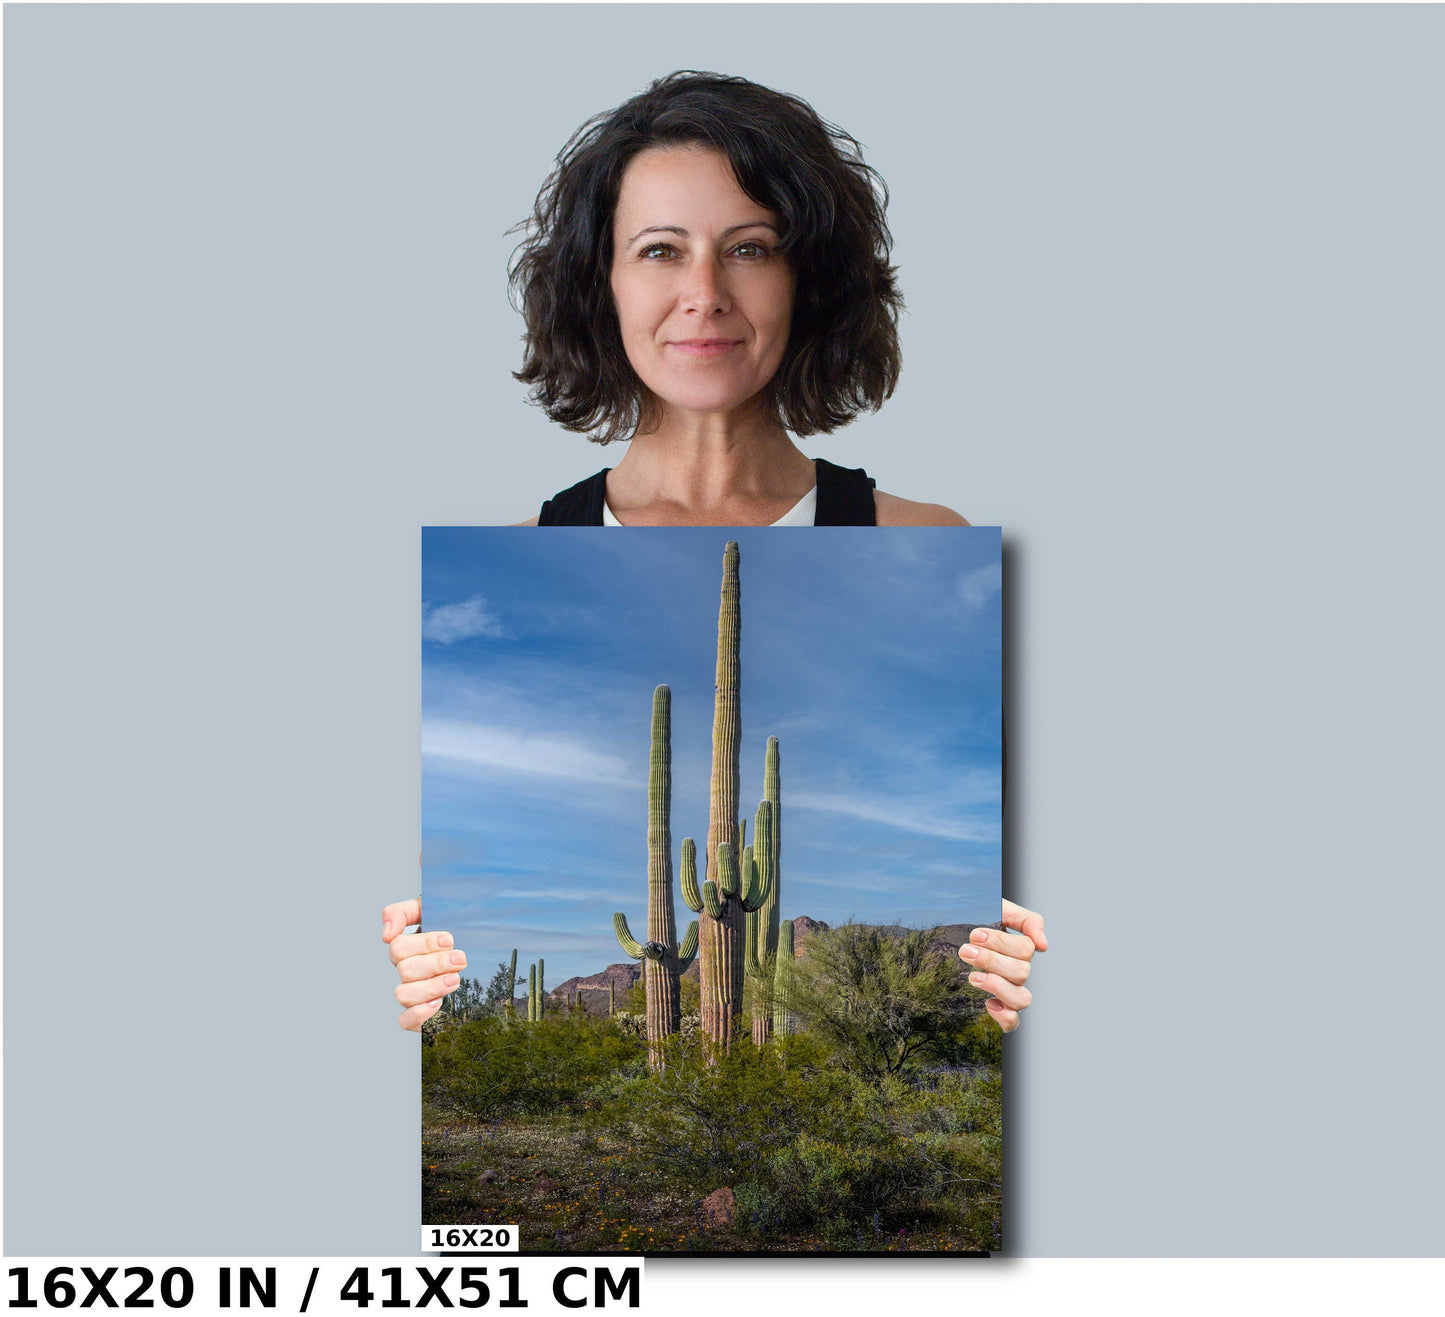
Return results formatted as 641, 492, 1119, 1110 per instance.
422, 528, 1002, 992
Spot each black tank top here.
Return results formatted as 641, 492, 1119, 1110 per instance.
536, 457, 878, 526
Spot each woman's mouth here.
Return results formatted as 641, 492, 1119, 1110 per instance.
667, 338, 745, 358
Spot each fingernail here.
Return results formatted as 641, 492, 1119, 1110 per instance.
438, 933, 454, 948
444, 973, 461, 987
969, 971, 987, 987
959, 945, 979, 960
970, 929, 987, 943
450, 951, 467, 966
382, 919, 391, 936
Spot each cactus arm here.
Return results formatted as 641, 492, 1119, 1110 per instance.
739, 802, 774, 913
677, 920, 699, 974
701, 880, 723, 920
613, 912, 646, 960
716, 843, 740, 898
745, 928, 764, 979
679, 838, 703, 913
739, 850, 762, 912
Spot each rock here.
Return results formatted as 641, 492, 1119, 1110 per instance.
480, 1169, 497, 1185
701, 1187, 736, 1229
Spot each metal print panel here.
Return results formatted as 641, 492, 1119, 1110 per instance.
421, 527, 1003, 1255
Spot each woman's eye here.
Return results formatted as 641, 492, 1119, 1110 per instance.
732, 242, 769, 259
639, 243, 675, 260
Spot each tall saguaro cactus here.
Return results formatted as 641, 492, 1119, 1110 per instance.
537, 959, 545, 1020
698, 541, 746, 1045
612, 685, 700, 1065
746, 737, 783, 1045
507, 948, 518, 1016
528, 963, 537, 1023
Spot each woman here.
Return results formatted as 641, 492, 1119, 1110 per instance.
386, 71, 1046, 1030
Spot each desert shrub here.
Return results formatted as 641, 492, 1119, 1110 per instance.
588, 1030, 853, 1185
930, 1009, 1004, 1068
868, 1066, 1003, 1140
784, 923, 977, 1077
423, 1012, 644, 1120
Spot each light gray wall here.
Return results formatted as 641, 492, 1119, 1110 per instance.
6, 5, 1442, 1257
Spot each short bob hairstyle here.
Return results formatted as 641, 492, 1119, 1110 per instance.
509, 71, 904, 446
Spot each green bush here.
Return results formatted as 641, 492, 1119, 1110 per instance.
587, 1030, 852, 1185
738, 1132, 927, 1229
423, 1012, 644, 1120
784, 923, 978, 1077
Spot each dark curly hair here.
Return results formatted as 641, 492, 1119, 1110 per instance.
509, 71, 904, 446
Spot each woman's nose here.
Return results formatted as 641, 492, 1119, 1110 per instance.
679, 255, 730, 315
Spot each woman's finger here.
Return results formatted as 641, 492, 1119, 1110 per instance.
388, 929, 455, 968
967, 925, 1037, 964
395, 971, 461, 1008
398, 998, 443, 1031
1002, 898, 1048, 951
985, 997, 1020, 1033
957, 940, 1031, 985
966, 969, 1033, 1013
397, 947, 468, 984
382, 898, 422, 943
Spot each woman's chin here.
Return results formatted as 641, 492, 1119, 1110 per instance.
650, 383, 770, 422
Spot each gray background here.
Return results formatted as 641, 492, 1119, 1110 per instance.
5, 4, 1442, 1259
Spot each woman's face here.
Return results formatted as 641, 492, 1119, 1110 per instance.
609, 145, 795, 424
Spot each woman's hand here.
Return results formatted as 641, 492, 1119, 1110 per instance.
382, 897, 465, 1031
959, 898, 1048, 1033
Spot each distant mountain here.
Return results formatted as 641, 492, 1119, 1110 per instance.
545, 915, 1001, 1014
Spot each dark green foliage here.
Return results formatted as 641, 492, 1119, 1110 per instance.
940, 1006, 1005, 1068
786, 923, 978, 1077
586, 1031, 848, 1185
423, 1013, 645, 1121
584, 1028, 1001, 1247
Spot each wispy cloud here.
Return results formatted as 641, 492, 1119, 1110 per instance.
423, 595, 508, 644
957, 562, 1002, 611
790, 871, 919, 893
422, 718, 636, 785
491, 887, 633, 903
790, 790, 999, 843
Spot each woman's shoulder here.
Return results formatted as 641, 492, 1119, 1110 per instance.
873, 489, 970, 526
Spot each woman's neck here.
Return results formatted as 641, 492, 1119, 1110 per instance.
604, 403, 817, 526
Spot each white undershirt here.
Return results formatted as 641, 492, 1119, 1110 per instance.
602, 485, 818, 527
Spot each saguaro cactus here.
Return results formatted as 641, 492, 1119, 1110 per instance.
609, 981, 616, 1016
772, 919, 796, 1036
537, 958, 545, 1020
746, 737, 783, 1045
528, 963, 537, 1023
683, 806, 774, 1048
696, 541, 747, 1045
507, 948, 518, 1016
613, 685, 700, 1064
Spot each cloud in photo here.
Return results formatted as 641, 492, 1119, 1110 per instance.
423, 595, 508, 644
957, 561, 1002, 611
422, 718, 636, 785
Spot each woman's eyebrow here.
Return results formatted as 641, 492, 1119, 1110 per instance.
625, 221, 780, 244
